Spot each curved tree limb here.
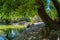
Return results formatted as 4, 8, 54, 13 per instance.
36, 0, 57, 29
36, 0, 60, 39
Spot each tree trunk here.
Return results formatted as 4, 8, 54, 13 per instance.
36, 0, 59, 39
36, 0, 58, 29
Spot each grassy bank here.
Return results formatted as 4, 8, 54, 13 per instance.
0, 25, 25, 29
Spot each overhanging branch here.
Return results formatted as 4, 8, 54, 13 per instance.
36, 0, 59, 30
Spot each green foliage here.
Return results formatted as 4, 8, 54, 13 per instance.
0, 0, 38, 21
58, 0, 60, 2
45, 0, 58, 20
0, 0, 59, 23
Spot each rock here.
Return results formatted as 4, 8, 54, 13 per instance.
13, 22, 45, 40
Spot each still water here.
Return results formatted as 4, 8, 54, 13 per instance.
0, 29, 22, 40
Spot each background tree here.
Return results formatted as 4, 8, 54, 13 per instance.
0, 0, 38, 25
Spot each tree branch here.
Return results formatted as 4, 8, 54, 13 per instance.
36, 0, 56, 27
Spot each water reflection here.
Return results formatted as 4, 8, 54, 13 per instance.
11, 29, 21, 38
11, 30, 15, 38
0, 37, 4, 40
0, 29, 22, 40
0, 36, 8, 40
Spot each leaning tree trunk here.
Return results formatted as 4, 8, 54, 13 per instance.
36, 0, 60, 40
37, 0, 55, 39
